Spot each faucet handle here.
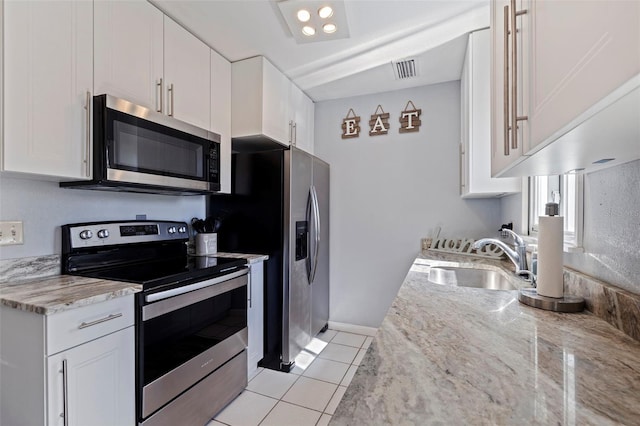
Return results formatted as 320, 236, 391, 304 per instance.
500, 228, 525, 247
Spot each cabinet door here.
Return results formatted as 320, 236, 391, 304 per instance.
211, 49, 232, 194
524, 0, 640, 153
47, 327, 135, 426
94, 0, 163, 111
490, 0, 525, 176
262, 58, 292, 145
3, 0, 93, 180
465, 30, 521, 197
290, 85, 315, 154
164, 17, 210, 130
248, 262, 264, 378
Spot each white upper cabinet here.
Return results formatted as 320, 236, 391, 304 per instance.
523, 0, 640, 153
290, 84, 315, 154
232, 56, 290, 145
211, 49, 232, 194
490, 0, 526, 176
462, 29, 520, 198
2, 0, 93, 180
164, 17, 211, 131
94, 3, 211, 131
491, 0, 640, 177
94, 0, 163, 112
232, 56, 315, 153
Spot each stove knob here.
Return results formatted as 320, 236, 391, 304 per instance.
97, 229, 110, 239
79, 230, 93, 240
178, 226, 187, 234
168, 226, 177, 234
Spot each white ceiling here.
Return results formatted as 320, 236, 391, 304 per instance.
150, 0, 490, 102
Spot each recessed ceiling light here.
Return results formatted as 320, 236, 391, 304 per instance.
593, 158, 615, 164
323, 23, 337, 34
297, 9, 311, 22
318, 6, 333, 19
302, 26, 316, 36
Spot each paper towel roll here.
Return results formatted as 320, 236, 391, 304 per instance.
537, 216, 564, 298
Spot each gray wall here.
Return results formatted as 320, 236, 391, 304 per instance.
565, 160, 640, 294
0, 176, 205, 260
314, 81, 502, 328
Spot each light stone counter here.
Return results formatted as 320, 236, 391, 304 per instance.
0, 275, 141, 315
210, 252, 269, 264
331, 252, 640, 425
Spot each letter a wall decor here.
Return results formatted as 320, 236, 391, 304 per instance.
341, 108, 361, 139
399, 100, 421, 133
369, 105, 390, 136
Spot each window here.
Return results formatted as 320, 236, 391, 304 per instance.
528, 174, 583, 249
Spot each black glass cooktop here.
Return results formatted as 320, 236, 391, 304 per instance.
84, 255, 246, 291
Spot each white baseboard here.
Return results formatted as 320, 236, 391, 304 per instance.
327, 321, 378, 336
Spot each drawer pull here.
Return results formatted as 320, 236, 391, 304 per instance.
78, 313, 122, 329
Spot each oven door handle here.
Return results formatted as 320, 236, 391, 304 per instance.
143, 269, 248, 320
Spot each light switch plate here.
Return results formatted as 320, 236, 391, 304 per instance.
0, 221, 24, 246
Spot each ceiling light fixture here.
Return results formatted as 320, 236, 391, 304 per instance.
297, 9, 311, 22
323, 23, 337, 33
318, 6, 333, 19
277, 1, 349, 44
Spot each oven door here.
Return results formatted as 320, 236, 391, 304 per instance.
97, 94, 220, 192
137, 268, 248, 421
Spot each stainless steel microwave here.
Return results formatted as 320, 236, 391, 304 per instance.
61, 94, 220, 195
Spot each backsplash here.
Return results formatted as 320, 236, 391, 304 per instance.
564, 266, 640, 341
0, 255, 60, 284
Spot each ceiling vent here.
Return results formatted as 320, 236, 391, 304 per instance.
392, 58, 418, 80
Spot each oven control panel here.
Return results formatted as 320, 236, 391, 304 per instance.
64, 221, 189, 249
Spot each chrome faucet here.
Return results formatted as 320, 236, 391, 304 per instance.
473, 229, 529, 275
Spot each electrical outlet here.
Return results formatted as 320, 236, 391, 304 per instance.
0, 221, 24, 246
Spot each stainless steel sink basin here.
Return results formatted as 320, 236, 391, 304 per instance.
428, 266, 517, 290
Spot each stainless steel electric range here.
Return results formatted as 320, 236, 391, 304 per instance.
61, 220, 249, 426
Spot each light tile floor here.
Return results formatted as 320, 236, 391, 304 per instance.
208, 329, 374, 426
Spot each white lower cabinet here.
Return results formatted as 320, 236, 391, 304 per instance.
0, 295, 135, 426
248, 261, 264, 378
46, 327, 135, 426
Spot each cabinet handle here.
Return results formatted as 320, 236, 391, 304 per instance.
156, 78, 163, 113
288, 120, 293, 144
503, 5, 510, 156
248, 270, 252, 308
84, 91, 91, 177
293, 122, 297, 146
510, 0, 528, 150
168, 84, 174, 116
59, 359, 69, 426
459, 143, 465, 194
78, 313, 122, 329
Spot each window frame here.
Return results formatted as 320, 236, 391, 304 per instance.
528, 174, 584, 251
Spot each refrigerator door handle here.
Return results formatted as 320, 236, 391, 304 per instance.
309, 185, 321, 284
306, 188, 313, 282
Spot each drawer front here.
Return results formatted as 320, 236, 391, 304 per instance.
46, 295, 134, 355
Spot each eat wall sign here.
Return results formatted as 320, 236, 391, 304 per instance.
341, 101, 422, 139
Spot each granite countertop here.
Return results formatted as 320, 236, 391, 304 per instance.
212, 252, 269, 264
0, 275, 141, 315
332, 252, 640, 425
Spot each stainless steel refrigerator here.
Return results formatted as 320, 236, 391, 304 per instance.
208, 146, 329, 372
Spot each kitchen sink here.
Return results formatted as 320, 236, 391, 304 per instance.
427, 266, 518, 290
